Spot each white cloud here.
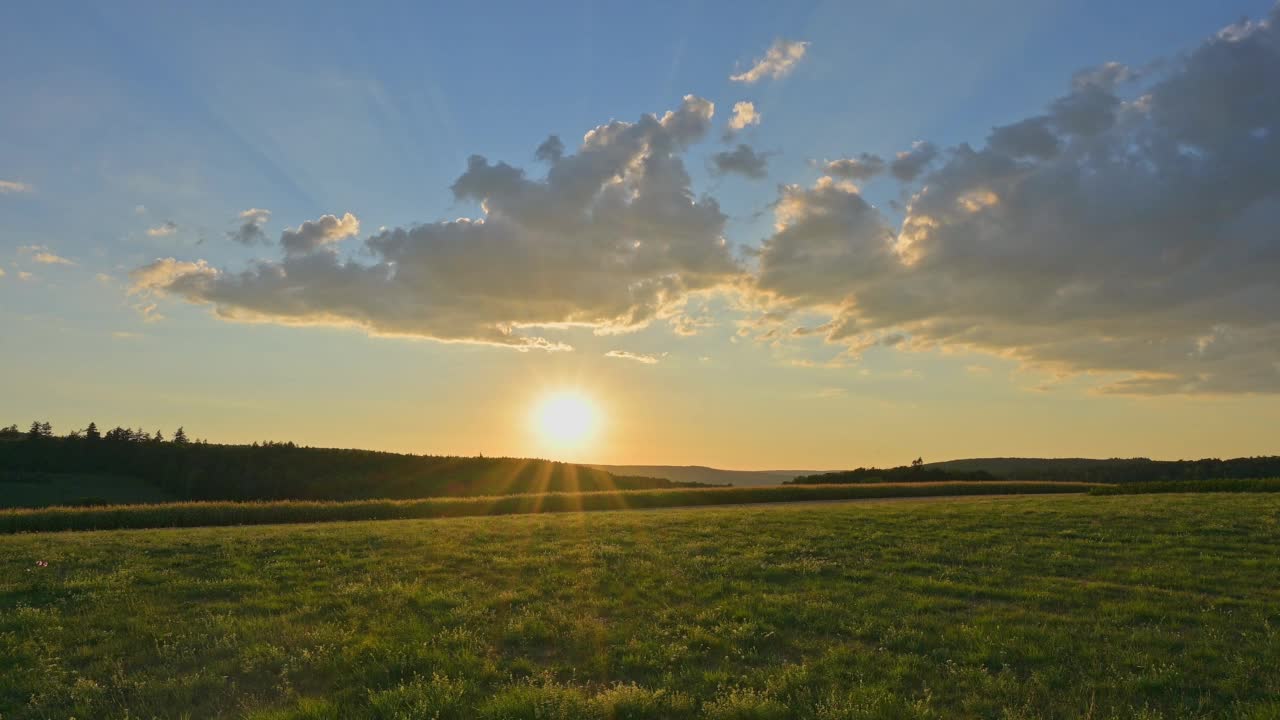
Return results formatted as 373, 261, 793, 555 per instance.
19, 245, 76, 266
147, 221, 178, 237
754, 7, 1280, 394
731, 39, 809, 84
0, 180, 32, 194
604, 350, 667, 364
727, 101, 761, 132
132, 96, 739, 350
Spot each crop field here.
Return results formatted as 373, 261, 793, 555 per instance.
0, 481, 1093, 533
3, 493, 1279, 719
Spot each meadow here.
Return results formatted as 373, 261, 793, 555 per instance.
3, 493, 1279, 718
0, 481, 1093, 534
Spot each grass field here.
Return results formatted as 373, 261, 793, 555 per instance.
1090, 478, 1280, 495
3, 493, 1278, 718
0, 481, 1094, 534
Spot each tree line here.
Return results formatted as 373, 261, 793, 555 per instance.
788, 456, 1280, 485
1, 420, 707, 502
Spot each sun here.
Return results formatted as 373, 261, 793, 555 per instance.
532, 390, 600, 451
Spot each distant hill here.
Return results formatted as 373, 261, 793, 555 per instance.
589, 465, 818, 487
792, 456, 1280, 485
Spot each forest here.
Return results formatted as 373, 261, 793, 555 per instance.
0, 421, 704, 502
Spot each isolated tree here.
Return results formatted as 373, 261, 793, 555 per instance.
911, 457, 924, 469
173, 427, 189, 445
85, 422, 101, 441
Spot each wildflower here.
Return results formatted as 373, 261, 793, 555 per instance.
35, 560, 48, 568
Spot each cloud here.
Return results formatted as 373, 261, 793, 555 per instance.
229, 208, 272, 245
147, 221, 178, 237
604, 350, 667, 364
0, 267, 5, 277
888, 141, 939, 182
280, 212, 359, 255
535, 135, 564, 163
754, 7, 1280, 394
17, 271, 33, 281
821, 153, 886, 181
18, 245, 76, 266
131, 96, 739, 350
731, 39, 809, 84
727, 101, 761, 132
0, 180, 33, 194
710, 144, 769, 178
986, 117, 1060, 159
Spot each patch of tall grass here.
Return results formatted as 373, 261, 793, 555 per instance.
0, 481, 1096, 533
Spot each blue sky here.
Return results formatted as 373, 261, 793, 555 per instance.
3, 1, 1279, 467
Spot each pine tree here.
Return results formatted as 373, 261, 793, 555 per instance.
85, 422, 101, 441
173, 427, 189, 445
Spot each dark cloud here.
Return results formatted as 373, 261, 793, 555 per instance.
535, 135, 564, 163
710, 144, 769, 178
888, 141, 939, 181
986, 117, 1060, 159
229, 208, 271, 245
822, 153, 886, 180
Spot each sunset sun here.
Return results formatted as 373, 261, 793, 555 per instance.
532, 391, 600, 450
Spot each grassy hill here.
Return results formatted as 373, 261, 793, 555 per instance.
4, 493, 1278, 718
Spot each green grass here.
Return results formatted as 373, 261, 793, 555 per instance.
1090, 478, 1280, 495
0, 471, 176, 508
0, 481, 1094, 534
3, 494, 1279, 718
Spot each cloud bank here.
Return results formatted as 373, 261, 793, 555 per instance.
133, 96, 739, 350
753, 8, 1280, 394
131, 10, 1280, 395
